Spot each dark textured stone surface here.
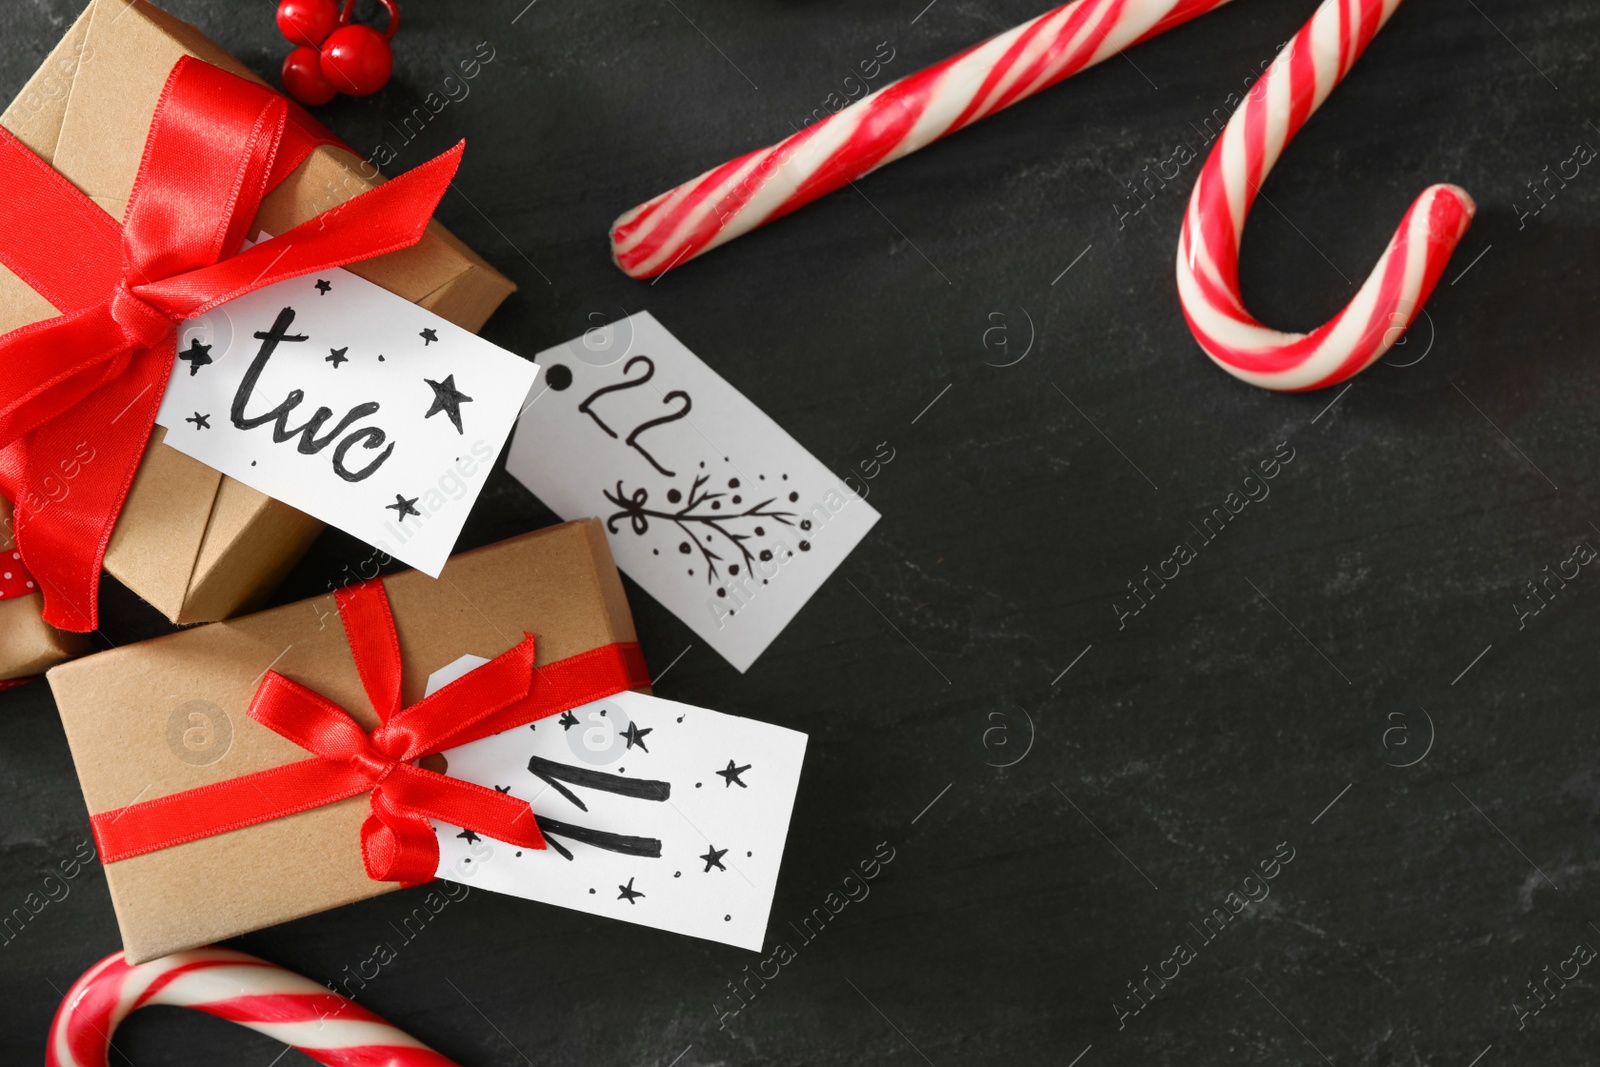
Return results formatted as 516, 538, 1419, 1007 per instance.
3, 0, 1599, 1063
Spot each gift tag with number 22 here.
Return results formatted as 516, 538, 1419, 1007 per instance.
507, 312, 879, 672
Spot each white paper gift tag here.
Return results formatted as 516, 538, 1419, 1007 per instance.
155, 261, 538, 577
506, 312, 879, 671
425, 655, 807, 950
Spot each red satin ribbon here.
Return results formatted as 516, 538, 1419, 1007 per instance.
0, 549, 32, 602
0, 57, 465, 632
90, 578, 654, 884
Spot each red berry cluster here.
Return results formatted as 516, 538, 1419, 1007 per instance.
277, 0, 401, 106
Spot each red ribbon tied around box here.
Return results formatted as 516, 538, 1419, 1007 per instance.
0, 56, 466, 632
90, 578, 653, 884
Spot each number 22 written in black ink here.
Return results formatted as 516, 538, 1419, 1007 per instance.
575, 355, 692, 477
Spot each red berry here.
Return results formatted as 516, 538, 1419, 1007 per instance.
319, 24, 393, 97
276, 0, 340, 48
282, 45, 337, 106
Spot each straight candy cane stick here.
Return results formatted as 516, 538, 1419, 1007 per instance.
611, 0, 1235, 279
1176, 0, 1475, 390
49, 948, 460, 1067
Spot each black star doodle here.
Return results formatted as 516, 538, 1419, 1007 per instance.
386, 494, 421, 522
185, 412, 210, 430
423, 375, 473, 434
315, 278, 332, 294
178, 338, 213, 376
325, 346, 349, 368
621, 721, 652, 752
456, 829, 481, 844
617, 877, 644, 904
494, 785, 511, 794
716, 760, 751, 788
419, 327, 439, 345
558, 710, 579, 730
700, 845, 728, 872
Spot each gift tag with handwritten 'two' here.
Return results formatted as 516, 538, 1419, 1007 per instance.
155, 260, 538, 577
506, 312, 880, 672
426, 656, 808, 950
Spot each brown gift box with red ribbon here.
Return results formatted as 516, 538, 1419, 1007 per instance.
48, 520, 647, 964
0, 0, 515, 664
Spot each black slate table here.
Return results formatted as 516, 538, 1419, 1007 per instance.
4, 0, 1599, 1063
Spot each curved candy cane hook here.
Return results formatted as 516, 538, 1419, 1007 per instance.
1176, 0, 1476, 391
48, 948, 460, 1067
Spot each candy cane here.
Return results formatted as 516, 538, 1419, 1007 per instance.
611, 0, 1234, 279
48, 948, 459, 1067
1176, 0, 1475, 391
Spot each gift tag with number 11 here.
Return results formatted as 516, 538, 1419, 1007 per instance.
426, 655, 808, 950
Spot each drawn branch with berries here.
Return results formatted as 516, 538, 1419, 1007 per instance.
604, 473, 797, 585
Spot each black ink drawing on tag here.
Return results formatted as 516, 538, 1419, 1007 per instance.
567, 355, 691, 476
386, 494, 420, 521
620, 721, 652, 751
624, 389, 690, 476
423, 374, 472, 434
604, 473, 801, 597
526, 753, 669, 861
539, 819, 662, 861
179, 338, 213, 375
575, 355, 651, 437
230, 307, 395, 483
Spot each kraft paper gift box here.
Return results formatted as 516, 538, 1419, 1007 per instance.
0, 0, 517, 629
0, 497, 89, 681
48, 520, 643, 963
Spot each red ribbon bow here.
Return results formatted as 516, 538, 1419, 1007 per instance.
90, 579, 653, 883
0, 57, 465, 632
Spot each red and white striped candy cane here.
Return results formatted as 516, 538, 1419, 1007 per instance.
612, 0, 1234, 279
48, 948, 459, 1067
1177, 0, 1475, 391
